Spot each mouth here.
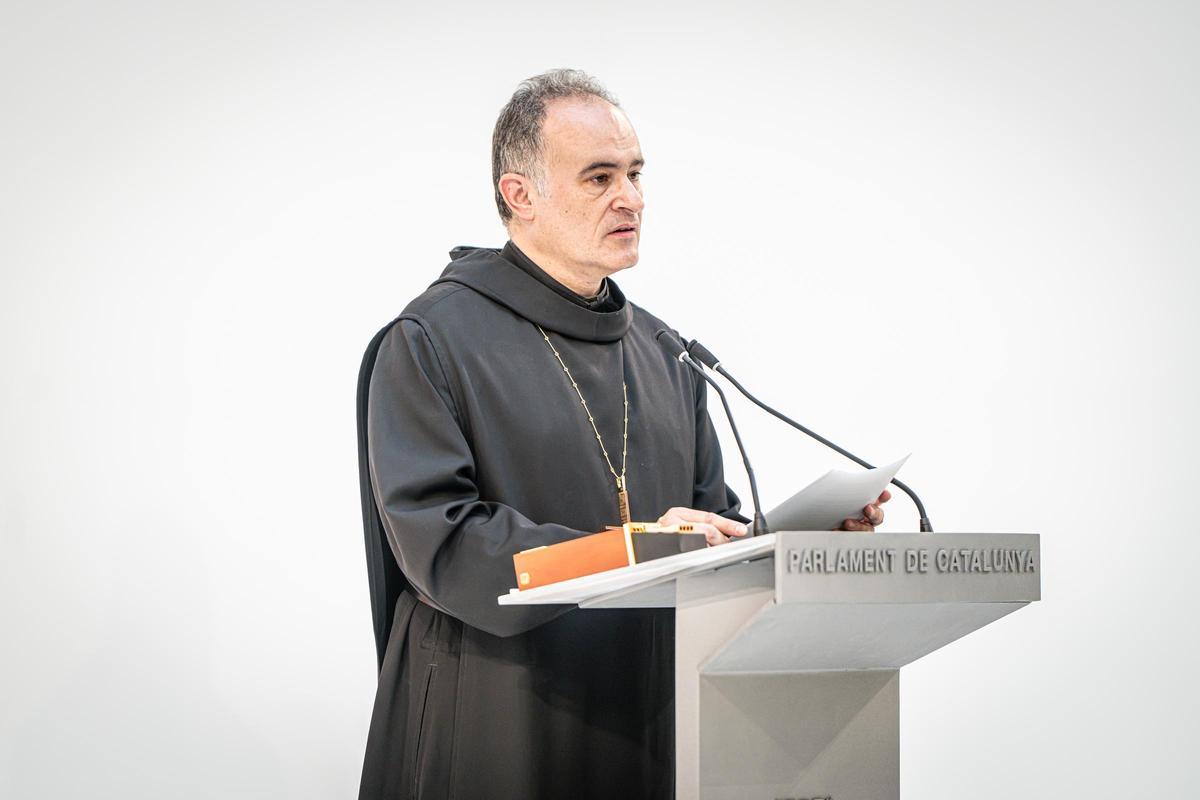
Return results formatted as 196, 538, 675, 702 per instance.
607, 224, 639, 238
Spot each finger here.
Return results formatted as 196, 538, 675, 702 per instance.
692, 523, 732, 547
877, 489, 892, 504
663, 507, 719, 523
658, 508, 699, 527
864, 504, 885, 526
662, 507, 748, 538
841, 518, 875, 532
658, 507, 695, 527
710, 516, 749, 538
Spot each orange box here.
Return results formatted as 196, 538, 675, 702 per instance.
513, 524, 707, 590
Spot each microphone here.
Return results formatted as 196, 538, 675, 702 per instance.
687, 338, 934, 533
655, 329, 770, 537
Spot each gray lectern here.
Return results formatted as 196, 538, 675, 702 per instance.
500, 531, 1040, 800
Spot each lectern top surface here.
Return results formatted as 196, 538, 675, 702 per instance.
498, 532, 777, 606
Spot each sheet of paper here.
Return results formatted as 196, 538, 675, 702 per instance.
764, 455, 910, 532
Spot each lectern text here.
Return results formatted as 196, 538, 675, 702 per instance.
786, 547, 1037, 575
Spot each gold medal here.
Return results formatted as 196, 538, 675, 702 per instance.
616, 476, 631, 525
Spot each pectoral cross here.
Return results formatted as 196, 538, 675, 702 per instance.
616, 476, 631, 525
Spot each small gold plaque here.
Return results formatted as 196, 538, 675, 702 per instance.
624, 522, 696, 534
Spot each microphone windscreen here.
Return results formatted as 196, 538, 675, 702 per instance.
653, 329, 687, 359
686, 339, 720, 370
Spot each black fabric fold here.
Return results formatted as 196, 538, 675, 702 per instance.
437, 244, 632, 341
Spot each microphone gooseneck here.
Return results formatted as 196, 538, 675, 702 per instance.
654, 330, 770, 537
687, 338, 934, 533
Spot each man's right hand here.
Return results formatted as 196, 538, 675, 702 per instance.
656, 507, 749, 546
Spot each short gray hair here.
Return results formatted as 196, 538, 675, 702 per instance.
491, 69, 620, 224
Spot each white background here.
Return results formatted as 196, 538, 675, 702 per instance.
3, 1, 1197, 797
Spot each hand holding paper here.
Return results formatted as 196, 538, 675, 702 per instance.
765, 455, 910, 533
842, 487, 891, 532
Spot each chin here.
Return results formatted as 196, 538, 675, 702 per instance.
602, 244, 639, 272
605, 256, 637, 275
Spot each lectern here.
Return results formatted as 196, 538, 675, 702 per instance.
500, 531, 1040, 800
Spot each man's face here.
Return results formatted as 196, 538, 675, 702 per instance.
527, 97, 645, 280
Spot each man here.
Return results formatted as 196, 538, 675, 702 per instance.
356, 69, 887, 800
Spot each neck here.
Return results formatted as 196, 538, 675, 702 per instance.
509, 232, 605, 297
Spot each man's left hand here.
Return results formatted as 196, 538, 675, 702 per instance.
657, 507, 749, 546
839, 489, 891, 532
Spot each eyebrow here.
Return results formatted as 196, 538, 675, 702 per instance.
578, 157, 645, 177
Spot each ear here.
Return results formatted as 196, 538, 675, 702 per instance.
498, 172, 537, 223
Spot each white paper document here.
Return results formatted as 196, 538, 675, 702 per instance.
764, 455, 910, 532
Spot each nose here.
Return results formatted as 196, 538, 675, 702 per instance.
613, 174, 645, 215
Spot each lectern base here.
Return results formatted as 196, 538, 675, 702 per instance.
697, 670, 899, 800
675, 562, 899, 800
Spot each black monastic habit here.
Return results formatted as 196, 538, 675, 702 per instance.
357, 244, 743, 799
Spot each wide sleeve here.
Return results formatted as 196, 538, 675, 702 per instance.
367, 317, 585, 638
690, 374, 750, 523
